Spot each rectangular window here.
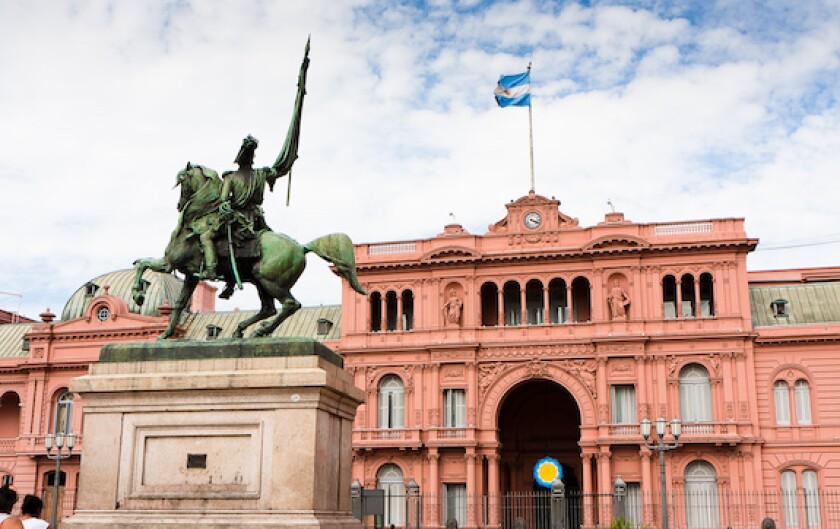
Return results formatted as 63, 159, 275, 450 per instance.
444, 389, 467, 428
626, 482, 642, 527
610, 385, 637, 424
443, 483, 467, 527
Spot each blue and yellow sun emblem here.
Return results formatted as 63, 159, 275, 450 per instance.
533, 457, 563, 488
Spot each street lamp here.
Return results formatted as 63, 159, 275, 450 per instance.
45, 392, 76, 529
641, 417, 681, 529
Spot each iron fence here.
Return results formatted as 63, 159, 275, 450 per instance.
353, 489, 840, 529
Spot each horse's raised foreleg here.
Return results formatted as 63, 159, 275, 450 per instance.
233, 285, 277, 339
251, 288, 301, 338
159, 274, 198, 340
131, 257, 171, 306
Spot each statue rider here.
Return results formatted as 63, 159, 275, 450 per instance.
197, 135, 286, 296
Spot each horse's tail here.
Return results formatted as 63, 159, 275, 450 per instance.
304, 233, 367, 295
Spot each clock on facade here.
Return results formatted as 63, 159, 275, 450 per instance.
524, 211, 542, 229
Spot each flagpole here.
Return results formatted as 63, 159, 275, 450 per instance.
527, 62, 535, 193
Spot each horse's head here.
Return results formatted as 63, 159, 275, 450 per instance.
175, 162, 203, 211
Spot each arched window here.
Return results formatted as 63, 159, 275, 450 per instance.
679, 365, 712, 423
401, 290, 414, 331
385, 291, 398, 331
370, 292, 382, 332
503, 281, 521, 326
525, 279, 544, 325
378, 376, 404, 429
782, 469, 822, 528
699, 273, 714, 317
681, 274, 696, 318
377, 464, 405, 526
662, 275, 677, 318
571, 276, 591, 322
781, 470, 798, 527
795, 380, 812, 425
0, 392, 21, 439
548, 278, 568, 323
774, 381, 791, 425
480, 282, 499, 327
803, 469, 821, 527
50, 388, 73, 434
684, 461, 719, 529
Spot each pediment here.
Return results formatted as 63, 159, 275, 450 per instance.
487, 192, 579, 234
421, 246, 482, 262
583, 235, 650, 252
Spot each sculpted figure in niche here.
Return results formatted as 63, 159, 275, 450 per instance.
608, 280, 630, 320
442, 289, 464, 327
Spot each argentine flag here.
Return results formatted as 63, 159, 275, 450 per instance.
494, 71, 531, 107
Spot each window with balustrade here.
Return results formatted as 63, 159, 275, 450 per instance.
378, 375, 405, 429
679, 364, 713, 425
610, 385, 637, 425
443, 389, 466, 429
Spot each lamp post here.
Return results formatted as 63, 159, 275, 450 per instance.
45, 392, 76, 529
641, 417, 681, 529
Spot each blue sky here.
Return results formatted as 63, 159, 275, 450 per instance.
1, 0, 839, 319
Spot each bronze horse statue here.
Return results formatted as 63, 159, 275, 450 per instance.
131, 163, 366, 339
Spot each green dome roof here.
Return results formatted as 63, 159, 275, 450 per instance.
61, 269, 185, 321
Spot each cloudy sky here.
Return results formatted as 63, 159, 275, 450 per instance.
1, 0, 839, 319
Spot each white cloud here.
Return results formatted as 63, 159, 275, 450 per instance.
1, 0, 840, 319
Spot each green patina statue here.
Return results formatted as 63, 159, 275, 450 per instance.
131, 39, 367, 339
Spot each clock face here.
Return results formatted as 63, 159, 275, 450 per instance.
524, 211, 542, 229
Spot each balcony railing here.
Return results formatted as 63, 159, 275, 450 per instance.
353, 428, 422, 448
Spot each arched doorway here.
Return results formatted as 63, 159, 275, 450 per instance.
498, 379, 582, 493
495, 379, 583, 529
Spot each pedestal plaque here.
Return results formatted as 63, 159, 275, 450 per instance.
63, 338, 364, 529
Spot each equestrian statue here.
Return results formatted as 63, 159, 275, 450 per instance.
131, 39, 367, 339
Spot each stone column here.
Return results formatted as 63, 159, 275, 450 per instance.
581, 452, 594, 528
466, 448, 477, 527
543, 285, 550, 324
640, 447, 653, 523
487, 453, 500, 528
676, 278, 683, 318
380, 295, 387, 331
467, 361, 477, 427
397, 293, 404, 331
428, 449, 440, 526
566, 284, 574, 323
497, 288, 505, 326
693, 278, 701, 317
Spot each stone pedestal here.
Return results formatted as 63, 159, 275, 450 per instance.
63, 338, 364, 529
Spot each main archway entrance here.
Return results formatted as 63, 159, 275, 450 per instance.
497, 379, 582, 493
493, 379, 584, 529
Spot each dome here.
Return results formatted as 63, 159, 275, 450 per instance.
61, 269, 185, 321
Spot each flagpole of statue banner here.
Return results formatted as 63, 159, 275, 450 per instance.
527, 62, 535, 193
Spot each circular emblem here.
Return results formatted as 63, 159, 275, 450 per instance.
524, 211, 542, 229
96, 306, 111, 322
533, 456, 563, 488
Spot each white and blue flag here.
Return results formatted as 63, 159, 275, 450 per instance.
494, 71, 531, 107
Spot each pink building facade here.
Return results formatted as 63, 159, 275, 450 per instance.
339, 192, 840, 529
